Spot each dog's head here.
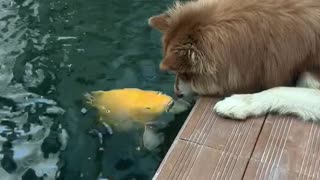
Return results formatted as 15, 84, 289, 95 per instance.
148, 1, 218, 97
148, 14, 208, 74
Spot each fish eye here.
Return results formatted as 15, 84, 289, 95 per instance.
145, 107, 151, 110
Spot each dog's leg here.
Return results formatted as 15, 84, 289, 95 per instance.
213, 87, 320, 121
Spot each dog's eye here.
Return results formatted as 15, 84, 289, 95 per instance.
172, 48, 180, 53
185, 42, 192, 47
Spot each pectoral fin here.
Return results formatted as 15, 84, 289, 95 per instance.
143, 124, 164, 151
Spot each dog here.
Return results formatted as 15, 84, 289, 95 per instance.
148, 0, 320, 121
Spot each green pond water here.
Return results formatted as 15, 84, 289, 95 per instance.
0, 0, 191, 179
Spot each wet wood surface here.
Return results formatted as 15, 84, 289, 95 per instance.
153, 97, 320, 180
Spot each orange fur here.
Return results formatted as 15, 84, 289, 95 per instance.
149, 0, 320, 96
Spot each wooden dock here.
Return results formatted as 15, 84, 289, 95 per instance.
153, 97, 320, 180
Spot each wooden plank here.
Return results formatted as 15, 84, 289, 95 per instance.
243, 115, 320, 180
153, 97, 266, 180
153, 96, 206, 180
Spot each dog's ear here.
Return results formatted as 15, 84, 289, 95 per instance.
148, 13, 169, 33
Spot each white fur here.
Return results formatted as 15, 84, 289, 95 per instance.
213, 87, 320, 121
177, 77, 193, 96
296, 72, 320, 89
176, 72, 320, 121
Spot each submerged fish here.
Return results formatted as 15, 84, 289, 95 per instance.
85, 88, 191, 150
85, 88, 174, 124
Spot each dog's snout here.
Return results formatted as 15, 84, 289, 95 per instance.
176, 93, 184, 98
174, 88, 184, 98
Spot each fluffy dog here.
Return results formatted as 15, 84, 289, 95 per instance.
149, 0, 320, 121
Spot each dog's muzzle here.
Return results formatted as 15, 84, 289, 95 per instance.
174, 75, 184, 98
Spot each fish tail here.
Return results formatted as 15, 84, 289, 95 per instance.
84, 91, 105, 105
83, 92, 94, 105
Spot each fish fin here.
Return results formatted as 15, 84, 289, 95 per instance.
143, 124, 164, 151
102, 122, 113, 135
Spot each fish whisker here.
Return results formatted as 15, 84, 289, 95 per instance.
165, 99, 175, 112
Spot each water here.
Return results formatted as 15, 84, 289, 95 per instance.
0, 0, 191, 179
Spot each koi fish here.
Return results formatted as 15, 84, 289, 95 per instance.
85, 88, 191, 150
85, 88, 174, 124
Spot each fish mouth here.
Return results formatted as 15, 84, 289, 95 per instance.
165, 99, 175, 112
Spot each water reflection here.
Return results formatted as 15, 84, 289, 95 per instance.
0, 0, 190, 179
0, 0, 66, 179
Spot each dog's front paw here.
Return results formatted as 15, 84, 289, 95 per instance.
213, 95, 255, 120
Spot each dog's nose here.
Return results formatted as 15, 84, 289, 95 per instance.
176, 93, 184, 98
174, 89, 184, 98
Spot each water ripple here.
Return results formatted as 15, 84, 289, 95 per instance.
0, 0, 66, 179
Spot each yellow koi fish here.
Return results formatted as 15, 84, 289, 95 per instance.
85, 88, 190, 150
85, 88, 174, 125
